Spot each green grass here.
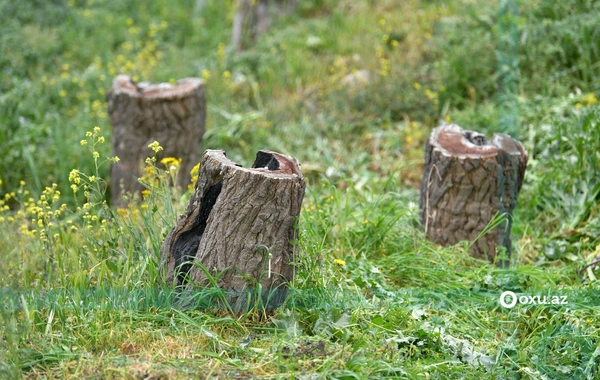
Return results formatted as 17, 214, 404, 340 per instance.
1, 0, 600, 378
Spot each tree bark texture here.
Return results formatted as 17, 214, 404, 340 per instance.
419, 124, 528, 264
231, 0, 298, 52
161, 149, 305, 311
106, 75, 206, 207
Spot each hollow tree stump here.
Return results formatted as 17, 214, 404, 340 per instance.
161, 149, 305, 312
419, 124, 528, 265
106, 75, 206, 207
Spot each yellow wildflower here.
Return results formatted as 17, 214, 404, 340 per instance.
190, 162, 200, 177
148, 141, 163, 153
68, 169, 80, 184
581, 92, 597, 105
160, 157, 181, 167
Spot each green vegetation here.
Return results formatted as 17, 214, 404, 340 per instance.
1, 0, 599, 378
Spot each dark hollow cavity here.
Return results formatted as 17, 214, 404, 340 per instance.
463, 131, 487, 147
252, 151, 280, 171
173, 180, 223, 287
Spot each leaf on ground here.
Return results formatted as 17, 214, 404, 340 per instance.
239, 333, 253, 349
442, 334, 495, 371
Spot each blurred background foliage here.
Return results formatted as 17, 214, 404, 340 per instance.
1, 0, 599, 377
1, 0, 598, 244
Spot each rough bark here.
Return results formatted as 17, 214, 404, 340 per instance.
231, 0, 298, 52
161, 149, 305, 312
106, 75, 206, 207
419, 124, 528, 265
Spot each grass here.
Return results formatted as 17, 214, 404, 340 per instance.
1, 0, 600, 378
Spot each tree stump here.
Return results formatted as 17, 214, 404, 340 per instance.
161, 149, 305, 312
106, 75, 206, 207
419, 124, 528, 265
231, 0, 298, 52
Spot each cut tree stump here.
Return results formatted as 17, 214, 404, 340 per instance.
160, 149, 305, 312
419, 124, 528, 265
106, 75, 206, 207
231, 0, 297, 52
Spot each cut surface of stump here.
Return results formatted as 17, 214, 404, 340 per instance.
161, 149, 305, 312
107, 75, 206, 207
419, 124, 528, 265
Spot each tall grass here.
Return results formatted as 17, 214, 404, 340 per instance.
1, 0, 599, 377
